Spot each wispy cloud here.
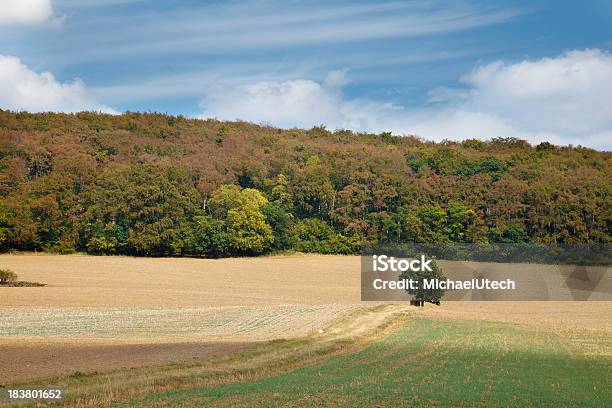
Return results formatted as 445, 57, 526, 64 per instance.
89, 47, 476, 104
56, 0, 146, 7
42, 1, 521, 63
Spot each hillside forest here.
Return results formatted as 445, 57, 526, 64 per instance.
0, 110, 610, 257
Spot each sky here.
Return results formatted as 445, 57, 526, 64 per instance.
0, 0, 611, 150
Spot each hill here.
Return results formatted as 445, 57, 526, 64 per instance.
0, 110, 609, 256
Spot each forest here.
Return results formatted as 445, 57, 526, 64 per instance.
0, 110, 610, 257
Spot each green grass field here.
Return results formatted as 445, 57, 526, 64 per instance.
113, 317, 611, 407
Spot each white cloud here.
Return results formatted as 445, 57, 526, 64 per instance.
460, 49, 612, 140
200, 71, 347, 129
199, 49, 612, 150
0, 55, 116, 113
0, 0, 54, 25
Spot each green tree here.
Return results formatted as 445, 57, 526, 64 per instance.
262, 202, 294, 250
418, 206, 450, 243
488, 224, 528, 243
192, 216, 232, 257
455, 157, 507, 178
399, 258, 446, 303
293, 218, 335, 253
208, 185, 267, 218
207, 184, 273, 254
293, 218, 360, 254
227, 206, 273, 252
292, 156, 335, 218
85, 163, 202, 256
0, 201, 10, 249
271, 174, 294, 211
86, 223, 128, 254
379, 207, 423, 243
446, 203, 475, 241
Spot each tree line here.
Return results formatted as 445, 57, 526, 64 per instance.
0, 110, 609, 257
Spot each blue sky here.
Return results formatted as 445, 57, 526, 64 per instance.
1, 0, 611, 149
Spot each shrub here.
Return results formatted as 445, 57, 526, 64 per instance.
0, 268, 17, 284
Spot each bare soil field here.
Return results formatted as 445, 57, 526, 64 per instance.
0, 253, 364, 384
0, 253, 610, 385
0, 253, 362, 308
0, 340, 251, 387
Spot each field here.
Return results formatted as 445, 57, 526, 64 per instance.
0, 253, 364, 384
0, 254, 611, 407
115, 317, 611, 407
